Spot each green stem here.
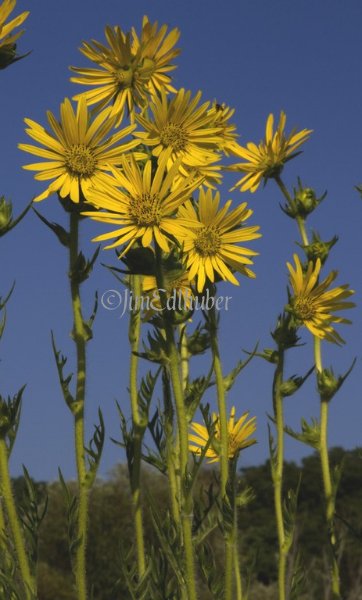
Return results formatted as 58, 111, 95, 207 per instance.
274, 174, 309, 246
272, 348, 286, 600
0, 439, 34, 599
314, 337, 341, 598
208, 308, 232, 599
154, 245, 197, 600
209, 309, 228, 497
163, 368, 181, 525
179, 324, 189, 392
227, 458, 245, 600
69, 211, 89, 600
128, 275, 146, 579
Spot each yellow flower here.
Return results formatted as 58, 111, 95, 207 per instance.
82, 151, 203, 256
136, 88, 223, 170
70, 17, 180, 124
177, 188, 261, 292
142, 269, 195, 318
189, 406, 257, 463
286, 254, 355, 344
207, 101, 238, 155
131, 16, 180, 97
0, 0, 29, 51
228, 111, 312, 193
18, 98, 139, 203
172, 156, 223, 191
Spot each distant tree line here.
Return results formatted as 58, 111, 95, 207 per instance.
11, 447, 362, 600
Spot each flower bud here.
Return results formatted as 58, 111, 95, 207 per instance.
0, 196, 12, 234
317, 368, 339, 402
295, 187, 318, 214
271, 313, 300, 349
302, 232, 338, 265
0, 44, 17, 70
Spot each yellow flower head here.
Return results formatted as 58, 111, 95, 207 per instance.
177, 188, 261, 292
131, 16, 180, 97
136, 88, 224, 170
142, 270, 195, 318
70, 17, 180, 125
82, 151, 203, 256
228, 111, 312, 193
189, 407, 257, 463
287, 254, 355, 345
207, 101, 238, 155
173, 155, 223, 191
18, 98, 139, 204
0, 0, 29, 51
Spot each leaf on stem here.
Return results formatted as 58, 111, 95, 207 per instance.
84, 408, 105, 488
223, 344, 258, 392
51, 332, 75, 413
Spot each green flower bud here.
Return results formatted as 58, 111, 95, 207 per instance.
295, 187, 318, 214
271, 313, 300, 349
317, 360, 356, 402
280, 378, 300, 397
281, 179, 327, 219
0, 44, 17, 70
317, 368, 339, 402
259, 348, 279, 364
302, 232, 338, 265
0, 196, 13, 234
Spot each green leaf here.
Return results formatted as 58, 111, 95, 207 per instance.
0, 197, 32, 237
18, 466, 48, 569
69, 246, 101, 284
84, 408, 105, 488
32, 207, 70, 247
136, 328, 169, 365
223, 344, 258, 392
283, 477, 301, 554
283, 417, 321, 450
0, 385, 25, 453
197, 542, 224, 599
0, 281, 15, 311
51, 332, 75, 413
184, 364, 213, 422
267, 423, 277, 477
58, 468, 81, 568
147, 493, 186, 588
280, 366, 314, 397
185, 322, 211, 356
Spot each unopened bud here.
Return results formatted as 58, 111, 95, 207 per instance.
317, 368, 339, 402
0, 196, 12, 234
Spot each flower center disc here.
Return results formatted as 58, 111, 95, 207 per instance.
129, 193, 161, 226
160, 123, 188, 152
114, 66, 133, 89
65, 144, 97, 177
194, 226, 221, 256
294, 296, 316, 321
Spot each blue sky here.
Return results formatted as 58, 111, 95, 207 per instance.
1, 0, 361, 481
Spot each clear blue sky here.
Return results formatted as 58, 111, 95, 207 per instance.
1, 0, 361, 481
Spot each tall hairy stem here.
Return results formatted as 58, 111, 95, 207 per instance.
314, 337, 341, 598
272, 348, 287, 600
154, 245, 198, 600
0, 439, 35, 599
128, 274, 146, 579
229, 458, 244, 600
162, 368, 181, 526
69, 211, 89, 600
273, 174, 310, 600
208, 308, 233, 600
